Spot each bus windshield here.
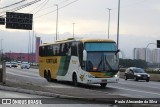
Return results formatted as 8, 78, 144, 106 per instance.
85, 42, 119, 72
85, 42, 117, 51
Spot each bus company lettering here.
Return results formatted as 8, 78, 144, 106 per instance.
72, 60, 77, 64
46, 58, 57, 64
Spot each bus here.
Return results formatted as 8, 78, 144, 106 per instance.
39, 38, 119, 87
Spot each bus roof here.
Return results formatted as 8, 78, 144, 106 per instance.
40, 38, 116, 46
80, 39, 115, 43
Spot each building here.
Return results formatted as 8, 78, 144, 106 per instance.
133, 48, 152, 62
133, 48, 160, 63
4, 37, 41, 63
4, 52, 36, 62
152, 49, 160, 63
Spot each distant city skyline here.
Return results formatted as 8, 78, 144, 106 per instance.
133, 48, 160, 63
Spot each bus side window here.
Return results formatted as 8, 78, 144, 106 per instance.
78, 42, 83, 67
71, 42, 77, 56
49, 45, 53, 56
39, 47, 44, 56
62, 43, 69, 56
44, 46, 48, 56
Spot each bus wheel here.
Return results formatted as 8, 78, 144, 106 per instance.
44, 71, 48, 80
47, 71, 52, 82
72, 73, 78, 86
100, 83, 107, 88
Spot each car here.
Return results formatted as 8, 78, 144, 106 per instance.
154, 68, 160, 72
124, 67, 150, 82
21, 62, 30, 69
17, 61, 22, 65
6, 62, 12, 68
11, 61, 18, 68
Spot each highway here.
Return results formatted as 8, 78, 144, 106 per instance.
6, 67, 160, 99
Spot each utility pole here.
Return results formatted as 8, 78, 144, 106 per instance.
117, 0, 120, 49
0, 39, 3, 62
107, 8, 112, 39
55, 4, 58, 40
72, 23, 75, 38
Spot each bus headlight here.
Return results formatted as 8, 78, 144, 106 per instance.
88, 74, 95, 78
114, 75, 119, 78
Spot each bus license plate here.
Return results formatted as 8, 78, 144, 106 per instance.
101, 79, 107, 83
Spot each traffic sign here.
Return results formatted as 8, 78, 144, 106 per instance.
157, 40, 160, 48
6, 12, 33, 30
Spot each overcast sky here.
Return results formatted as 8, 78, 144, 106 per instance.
0, 0, 159, 59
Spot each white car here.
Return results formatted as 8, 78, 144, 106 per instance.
21, 62, 30, 69
11, 61, 18, 68
6, 62, 12, 68
154, 68, 160, 72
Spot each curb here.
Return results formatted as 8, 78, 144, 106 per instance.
0, 85, 83, 99
0, 84, 115, 104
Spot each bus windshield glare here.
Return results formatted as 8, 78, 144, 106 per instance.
85, 42, 117, 52
85, 42, 119, 71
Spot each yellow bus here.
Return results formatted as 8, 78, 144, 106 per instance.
39, 38, 119, 87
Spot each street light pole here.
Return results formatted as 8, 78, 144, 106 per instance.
145, 43, 156, 62
0, 39, 3, 62
55, 4, 58, 40
117, 0, 120, 49
107, 8, 112, 39
72, 23, 75, 38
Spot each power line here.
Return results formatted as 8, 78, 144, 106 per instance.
34, 0, 72, 14
0, 0, 26, 9
34, 0, 50, 15
58, 0, 71, 4
30, 0, 48, 13
11, 0, 41, 12
122, 0, 148, 8
35, 0, 78, 19
0, 0, 41, 17
112, 0, 148, 10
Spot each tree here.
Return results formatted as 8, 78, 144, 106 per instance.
119, 59, 148, 68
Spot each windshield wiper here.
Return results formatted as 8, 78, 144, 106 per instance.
97, 55, 103, 71
105, 56, 113, 71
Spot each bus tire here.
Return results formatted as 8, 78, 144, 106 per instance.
100, 83, 107, 88
44, 71, 47, 80
47, 71, 52, 82
124, 75, 127, 80
72, 73, 78, 86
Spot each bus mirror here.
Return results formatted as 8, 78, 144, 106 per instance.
83, 50, 87, 61
115, 49, 120, 55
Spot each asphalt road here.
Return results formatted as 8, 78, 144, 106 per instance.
6, 67, 160, 98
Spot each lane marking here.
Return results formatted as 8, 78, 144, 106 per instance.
117, 80, 160, 89
7, 69, 39, 77
7, 72, 43, 80
109, 85, 160, 96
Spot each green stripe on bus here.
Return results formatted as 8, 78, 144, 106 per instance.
57, 56, 71, 76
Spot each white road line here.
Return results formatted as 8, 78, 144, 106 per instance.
117, 82, 160, 89
7, 71, 43, 80
46, 85, 75, 88
7, 69, 39, 77
109, 85, 160, 96
117, 79, 160, 89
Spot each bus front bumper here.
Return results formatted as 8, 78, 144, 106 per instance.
86, 77, 119, 84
